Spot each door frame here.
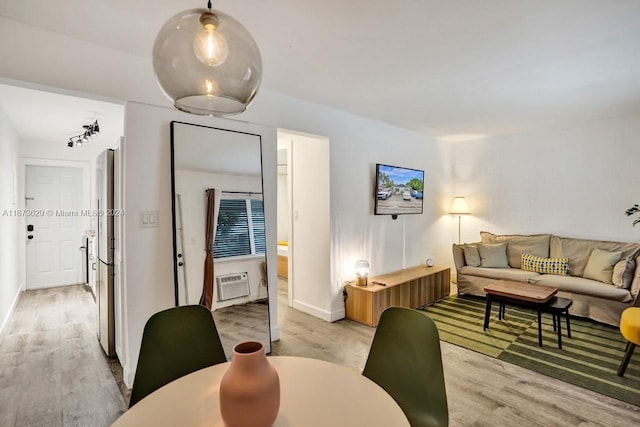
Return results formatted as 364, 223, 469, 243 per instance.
277, 129, 332, 320
19, 158, 91, 291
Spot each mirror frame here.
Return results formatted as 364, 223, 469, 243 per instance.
169, 120, 271, 351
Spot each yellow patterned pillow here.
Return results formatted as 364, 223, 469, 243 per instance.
521, 253, 569, 275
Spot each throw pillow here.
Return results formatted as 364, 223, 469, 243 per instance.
480, 231, 551, 268
477, 243, 509, 268
521, 253, 569, 276
583, 248, 623, 284
612, 257, 636, 289
463, 244, 481, 267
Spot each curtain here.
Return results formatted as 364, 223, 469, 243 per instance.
199, 188, 217, 308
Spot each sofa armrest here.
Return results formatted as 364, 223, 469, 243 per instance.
630, 255, 640, 306
452, 244, 466, 271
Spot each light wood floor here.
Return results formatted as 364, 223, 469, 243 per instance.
0, 285, 126, 427
2, 282, 640, 426
272, 279, 640, 426
214, 300, 271, 359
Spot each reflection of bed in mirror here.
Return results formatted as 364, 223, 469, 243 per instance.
171, 121, 271, 357
277, 241, 288, 278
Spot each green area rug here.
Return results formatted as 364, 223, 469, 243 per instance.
422, 295, 640, 406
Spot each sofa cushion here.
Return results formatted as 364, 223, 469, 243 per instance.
459, 266, 540, 282
478, 243, 509, 268
630, 257, 640, 297
528, 274, 633, 302
583, 248, 622, 284
463, 244, 481, 267
549, 236, 640, 277
521, 253, 569, 276
480, 232, 550, 269
613, 257, 636, 289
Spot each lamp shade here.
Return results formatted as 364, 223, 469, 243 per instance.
152, 8, 262, 116
355, 260, 370, 286
355, 260, 370, 277
449, 197, 471, 215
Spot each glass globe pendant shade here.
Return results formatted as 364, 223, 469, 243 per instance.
153, 8, 262, 116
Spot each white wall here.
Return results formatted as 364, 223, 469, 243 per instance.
121, 94, 448, 384
449, 112, 640, 245
0, 105, 22, 336
242, 90, 450, 318
175, 169, 266, 308
122, 101, 278, 387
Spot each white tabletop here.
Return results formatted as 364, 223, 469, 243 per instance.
113, 356, 409, 427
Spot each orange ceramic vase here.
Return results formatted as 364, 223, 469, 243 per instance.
219, 341, 280, 427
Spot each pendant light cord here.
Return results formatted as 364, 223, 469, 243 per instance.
207, 1, 212, 10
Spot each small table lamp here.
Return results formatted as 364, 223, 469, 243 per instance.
449, 197, 471, 244
355, 260, 370, 286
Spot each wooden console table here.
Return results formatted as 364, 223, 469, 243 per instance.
345, 265, 450, 326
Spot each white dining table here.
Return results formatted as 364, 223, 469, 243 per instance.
112, 356, 409, 426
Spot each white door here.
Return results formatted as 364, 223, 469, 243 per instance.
289, 133, 331, 314
174, 193, 190, 305
25, 165, 84, 289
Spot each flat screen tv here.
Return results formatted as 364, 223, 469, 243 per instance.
374, 163, 424, 217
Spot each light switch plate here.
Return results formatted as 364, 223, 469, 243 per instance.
139, 210, 158, 228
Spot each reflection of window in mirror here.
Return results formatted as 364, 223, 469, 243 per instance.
214, 196, 265, 259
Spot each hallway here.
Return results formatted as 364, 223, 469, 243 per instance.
0, 285, 125, 426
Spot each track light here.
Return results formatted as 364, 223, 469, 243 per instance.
82, 120, 99, 136
67, 120, 100, 148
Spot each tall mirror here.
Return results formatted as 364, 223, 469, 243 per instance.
171, 121, 271, 356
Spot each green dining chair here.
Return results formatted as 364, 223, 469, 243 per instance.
362, 307, 448, 427
129, 305, 227, 407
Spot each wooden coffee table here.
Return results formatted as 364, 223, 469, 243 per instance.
483, 280, 557, 347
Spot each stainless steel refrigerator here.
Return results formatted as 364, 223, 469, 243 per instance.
96, 149, 115, 357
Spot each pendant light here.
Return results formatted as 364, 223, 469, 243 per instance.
152, 1, 262, 116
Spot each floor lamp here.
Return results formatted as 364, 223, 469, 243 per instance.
449, 197, 471, 244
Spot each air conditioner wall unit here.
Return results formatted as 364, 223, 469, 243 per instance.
217, 272, 250, 301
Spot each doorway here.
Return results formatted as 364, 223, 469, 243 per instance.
277, 129, 331, 320
25, 164, 87, 289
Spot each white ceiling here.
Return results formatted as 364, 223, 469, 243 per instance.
0, 83, 124, 153
1, 0, 640, 142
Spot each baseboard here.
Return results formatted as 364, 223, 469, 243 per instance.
270, 324, 281, 341
123, 363, 135, 390
292, 299, 333, 322
329, 307, 345, 322
0, 288, 22, 340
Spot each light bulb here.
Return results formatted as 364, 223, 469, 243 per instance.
204, 79, 217, 95
355, 259, 370, 286
355, 260, 370, 277
193, 13, 228, 67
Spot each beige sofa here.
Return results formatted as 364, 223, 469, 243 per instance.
452, 232, 640, 326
